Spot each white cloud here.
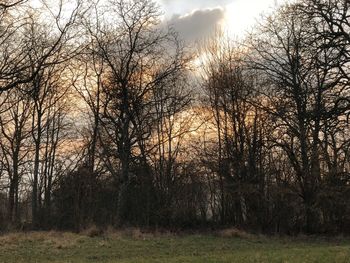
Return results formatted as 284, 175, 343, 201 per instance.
160, 0, 288, 40
166, 8, 225, 44
160, 0, 232, 15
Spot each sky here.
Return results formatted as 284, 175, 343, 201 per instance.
28, 0, 288, 44
157, 0, 288, 43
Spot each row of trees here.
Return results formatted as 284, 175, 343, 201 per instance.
0, 0, 85, 228
0, 0, 349, 234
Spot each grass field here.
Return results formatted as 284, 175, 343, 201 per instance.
0, 229, 350, 263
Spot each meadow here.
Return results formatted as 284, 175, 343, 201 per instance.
0, 229, 350, 263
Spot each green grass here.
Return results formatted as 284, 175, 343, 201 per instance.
0, 231, 350, 262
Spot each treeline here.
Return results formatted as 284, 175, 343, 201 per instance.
0, 0, 349, 234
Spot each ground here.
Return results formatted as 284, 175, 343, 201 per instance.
0, 229, 350, 262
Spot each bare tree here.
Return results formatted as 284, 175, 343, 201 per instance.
83, 0, 192, 224
248, 3, 350, 232
200, 34, 271, 227
0, 88, 32, 225
0, 0, 26, 10
0, 0, 83, 92
298, 0, 350, 117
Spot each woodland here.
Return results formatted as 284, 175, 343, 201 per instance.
0, 0, 349, 235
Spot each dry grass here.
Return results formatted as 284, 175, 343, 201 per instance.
102, 227, 161, 240
81, 225, 104, 237
216, 228, 255, 239
0, 230, 350, 262
0, 231, 84, 249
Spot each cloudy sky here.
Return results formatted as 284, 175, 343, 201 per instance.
30, 0, 288, 44
157, 0, 287, 43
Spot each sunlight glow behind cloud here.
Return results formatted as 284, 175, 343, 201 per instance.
223, 0, 281, 37
29, 0, 288, 41
159, 0, 288, 40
